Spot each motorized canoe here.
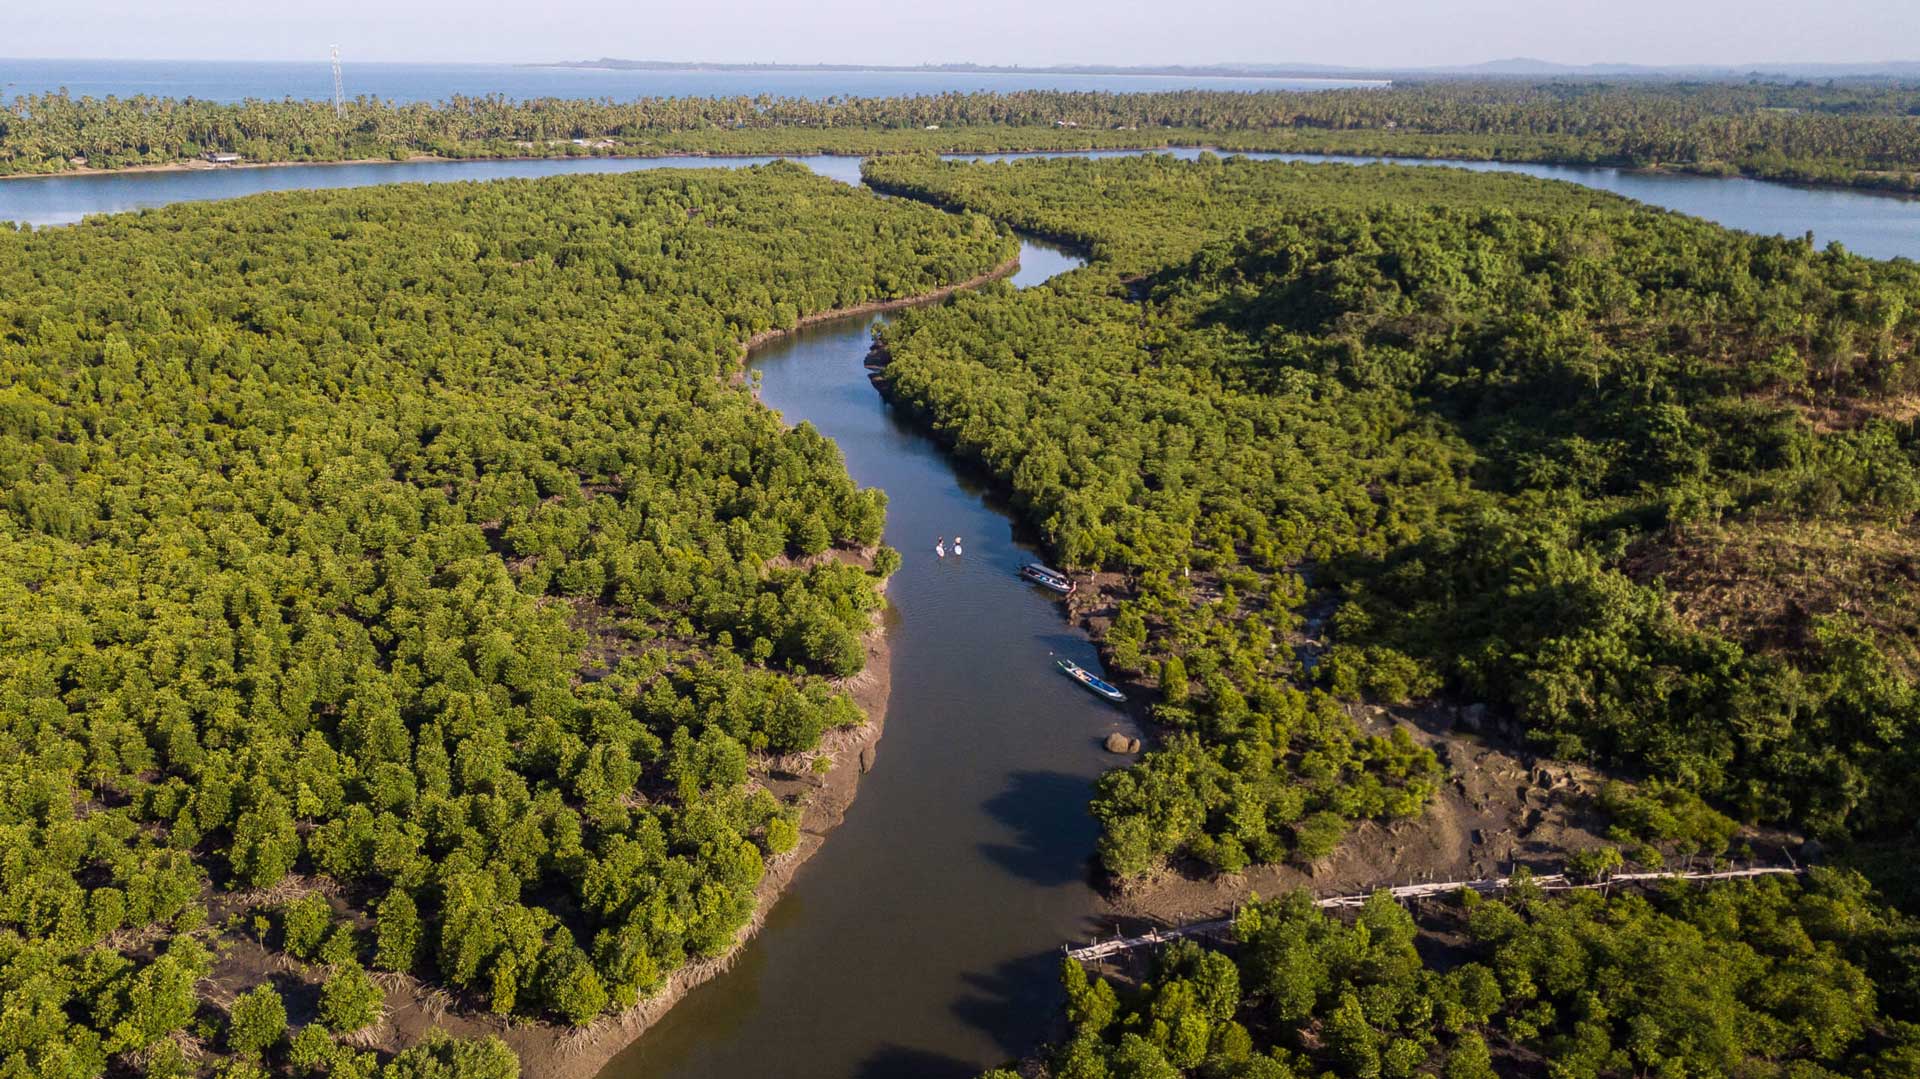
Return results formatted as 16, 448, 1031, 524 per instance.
1020, 563, 1074, 594
1056, 658, 1126, 703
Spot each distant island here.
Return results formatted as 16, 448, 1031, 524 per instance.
537, 56, 1920, 81
531, 58, 1390, 81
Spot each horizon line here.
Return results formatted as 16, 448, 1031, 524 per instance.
4, 54, 1919, 73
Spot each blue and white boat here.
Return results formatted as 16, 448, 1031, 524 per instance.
1020, 563, 1075, 594
1057, 658, 1126, 703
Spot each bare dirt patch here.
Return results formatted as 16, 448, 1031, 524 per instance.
1626, 514, 1920, 677
1094, 701, 1801, 933
1090, 703, 1625, 931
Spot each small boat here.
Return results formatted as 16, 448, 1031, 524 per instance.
1020, 563, 1074, 594
1057, 658, 1126, 703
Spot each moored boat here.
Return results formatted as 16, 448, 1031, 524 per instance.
1020, 562, 1074, 594
1056, 658, 1126, 703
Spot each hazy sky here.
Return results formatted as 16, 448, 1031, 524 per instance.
11, 0, 1920, 67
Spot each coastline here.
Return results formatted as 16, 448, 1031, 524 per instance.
527, 60, 1385, 84
358, 253, 1018, 1079
0, 154, 456, 180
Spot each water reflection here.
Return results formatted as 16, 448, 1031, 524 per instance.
600, 245, 1139, 1079
5, 147, 1917, 262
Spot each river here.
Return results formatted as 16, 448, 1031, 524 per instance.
5, 150, 1917, 1078
4, 149, 1918, 261
585, 157, 1919, 1076
599, 235, 1119, 1079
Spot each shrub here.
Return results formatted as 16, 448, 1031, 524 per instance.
374, 889, 423, 973
319, 962, 383, 1033
1292, 811, 1350, 862
227, 985, 287, 1058
1566, 845, 1624, 883
281, 894, 331, 960
381, 1030, 520, 1079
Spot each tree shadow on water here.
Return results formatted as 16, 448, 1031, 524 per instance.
1033, 632, 1093, 656
978, 770, 1101, 887
854, 1045, 989, 1079
951, 948, 1071, 1060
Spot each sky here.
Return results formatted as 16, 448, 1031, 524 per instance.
9, 0, 1920, 68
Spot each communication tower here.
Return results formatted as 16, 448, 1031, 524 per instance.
330, 46, 345, 118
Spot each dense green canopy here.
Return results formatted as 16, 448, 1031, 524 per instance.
5, 81, 1920, 191
5, 102, 1920, 1079
0, 163, 1013, 1075
868, 153, 1920, 874
1000, 871, 1920, 1079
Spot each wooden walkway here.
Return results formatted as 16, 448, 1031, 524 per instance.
1065, 866, 1802, 962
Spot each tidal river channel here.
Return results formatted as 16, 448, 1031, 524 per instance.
3, 152, 1916, 1077
600, 236, 1128, 1079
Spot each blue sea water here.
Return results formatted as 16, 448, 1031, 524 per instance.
0, 58, 1381, 104
2, 60, 1913, 260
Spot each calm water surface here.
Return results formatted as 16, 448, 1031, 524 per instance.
4, 147, 1917, 260
0, 156, 864, 227
0, 58, 1377, 104
595, 235, 1126, 1079
3, 137, 1917, 1077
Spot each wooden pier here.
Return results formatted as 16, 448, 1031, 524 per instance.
1065, 866, 1802, 962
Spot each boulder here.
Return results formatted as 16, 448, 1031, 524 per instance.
1104, 732, 1141, 754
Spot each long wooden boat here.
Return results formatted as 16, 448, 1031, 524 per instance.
1020, 563, 1074, 594
1057, 658, 1126, 703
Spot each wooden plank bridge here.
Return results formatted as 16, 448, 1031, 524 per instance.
1064, 866, 1802, 962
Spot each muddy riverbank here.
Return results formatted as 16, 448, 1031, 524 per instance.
739, 254, 1021, 357
343, 249, 1026, 1079
594, 235, 1130, 1079
399, 595, 897, 1079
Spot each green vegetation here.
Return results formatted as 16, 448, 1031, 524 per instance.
1596, 781, 1739, 864
319, 963, 384, 1034
868, 146, 1920, 1079
868, 153, 1920, 878
6, 83, 1920, 1078
227, 986, 288, 1058
0, 163, 1013, 1074
867, 151, 1624, 271
281, 893, 333, 961
1011, 872, 1920, 1079
5, 82, 1920, 192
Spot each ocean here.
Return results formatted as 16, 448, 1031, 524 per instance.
0, 58, 1381, 104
